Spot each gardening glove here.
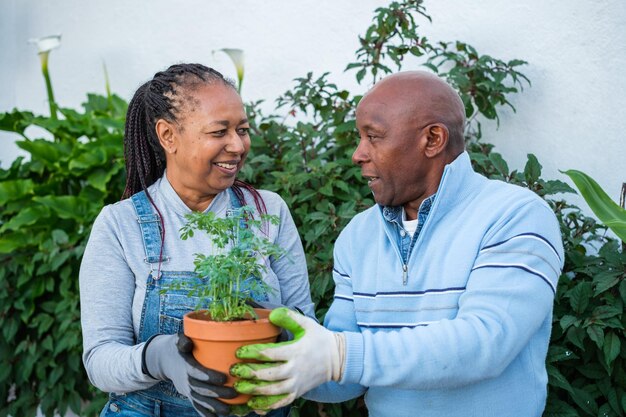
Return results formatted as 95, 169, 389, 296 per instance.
230, 307, 345, 412
245, 299, 308, 343
143, 333, 237, 416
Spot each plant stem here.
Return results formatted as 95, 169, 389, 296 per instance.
619, 182, 626, 253
40, 52, 57, 121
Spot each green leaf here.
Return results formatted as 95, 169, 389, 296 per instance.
488, 152, 509, 176
0, 232, 30, 253
577, 363, 607, 379
542, 179, 576, 195
587, 325, 604, 349
559, 315, 579, 330
547, 346, 578, 363
547, 364, 574, 392
0, 205, 50, 232
0, 109, 34, 133
571, 387, 599, 415
568, 282, 592, 314
524, 154, 542, 184
593, 271, 622, 295
0, 179, 34, 205
16, 138, 66, 164
562, 169, 626, 242
68, 147, 107, 172
603, 332, 620, 367
33, 195, 93, 220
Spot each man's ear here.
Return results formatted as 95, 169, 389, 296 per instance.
424, 123, 449, 158
155, 119, 177, 154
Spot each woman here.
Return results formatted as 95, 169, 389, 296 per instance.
79, 63, 314, 417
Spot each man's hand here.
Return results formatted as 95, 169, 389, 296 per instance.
143, 333, 237, 416
230, 307, 345, 411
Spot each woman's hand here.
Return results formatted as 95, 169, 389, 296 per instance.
143, 333, 237, 416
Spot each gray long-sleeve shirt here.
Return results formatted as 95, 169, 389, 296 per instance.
79, 175, 313, 393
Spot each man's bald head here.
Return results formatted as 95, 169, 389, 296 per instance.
353, 71, 467, 213
361, 71, 466, 155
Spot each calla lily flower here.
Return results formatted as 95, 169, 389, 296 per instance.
215, 48, 245, 93
29, 34, 62, 54
29, 34, 61, 120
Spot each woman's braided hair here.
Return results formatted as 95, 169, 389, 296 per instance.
122, 63, 266, 214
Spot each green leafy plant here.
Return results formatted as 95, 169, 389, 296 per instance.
562, 169, 626, 243
178, 206, 285, 322
0, 92, 126, 417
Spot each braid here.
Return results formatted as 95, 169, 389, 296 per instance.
232, 180, 268, 216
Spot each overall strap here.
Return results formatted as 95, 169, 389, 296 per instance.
227, 187, 248, 230
130, 191, 166, 264
228, 187, 243, 209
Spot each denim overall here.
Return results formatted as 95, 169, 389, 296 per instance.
100, 189, 289, 417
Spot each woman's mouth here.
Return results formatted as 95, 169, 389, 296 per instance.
214, 161, 239, 175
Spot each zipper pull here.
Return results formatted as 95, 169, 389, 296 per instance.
402, 264, 408, 286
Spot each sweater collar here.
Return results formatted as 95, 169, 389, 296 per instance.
430, 151, 480, 217
377, 151, 479, 224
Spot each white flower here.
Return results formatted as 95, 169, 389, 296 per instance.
28, 35, 62, 119
29, 34, 62, 54
215, 48, 244, 92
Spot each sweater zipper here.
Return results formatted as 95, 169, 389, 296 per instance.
402, 264, 408, 286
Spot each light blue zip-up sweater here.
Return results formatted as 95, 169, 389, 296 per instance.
305, 152, 564, 417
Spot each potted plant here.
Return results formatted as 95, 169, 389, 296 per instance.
177, 205, 285, 405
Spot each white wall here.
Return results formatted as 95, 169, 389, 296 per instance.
1, 0, 625, 205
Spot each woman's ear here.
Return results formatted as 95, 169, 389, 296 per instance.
424, 123, 449, 158
155, 119, 177, 154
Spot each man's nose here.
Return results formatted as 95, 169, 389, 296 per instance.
352, 139, 369, 166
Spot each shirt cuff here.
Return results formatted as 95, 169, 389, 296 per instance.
339, 331, 364, 385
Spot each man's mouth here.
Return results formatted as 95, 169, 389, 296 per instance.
363, 175, 380, 186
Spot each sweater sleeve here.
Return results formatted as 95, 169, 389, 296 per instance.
304, 228, 367, 403
341, 200, 564, 390
271, 196, 315, 317
79, 206, 157, 392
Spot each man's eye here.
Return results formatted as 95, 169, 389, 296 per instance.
367, 135, 378, 141
237, 127, 250, 135
211, 130, 227, 137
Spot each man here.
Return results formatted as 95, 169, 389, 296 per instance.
231, 71, 564, 417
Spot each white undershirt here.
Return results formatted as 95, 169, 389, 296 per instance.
402, 208, 419, 238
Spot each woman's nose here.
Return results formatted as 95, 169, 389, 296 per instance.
225, 132, 246, 154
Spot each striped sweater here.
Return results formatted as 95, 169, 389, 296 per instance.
305, 151, 564, 417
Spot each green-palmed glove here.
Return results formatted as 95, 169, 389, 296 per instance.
230, 307, 345, 412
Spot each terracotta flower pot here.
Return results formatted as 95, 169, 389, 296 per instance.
183, 308, 281, 405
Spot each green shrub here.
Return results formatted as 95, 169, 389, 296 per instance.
0, 95, 126, 416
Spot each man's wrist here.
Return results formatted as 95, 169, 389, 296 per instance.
332, 332, 346, 382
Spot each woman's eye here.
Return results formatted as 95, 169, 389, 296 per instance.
237, 127, 250, 135
211, 130, 227, 137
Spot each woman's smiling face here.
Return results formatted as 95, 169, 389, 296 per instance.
157, 82, 250, 211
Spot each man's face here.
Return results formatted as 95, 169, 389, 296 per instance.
353, 83, 433, 208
